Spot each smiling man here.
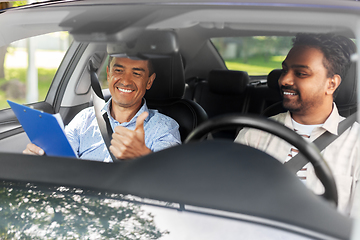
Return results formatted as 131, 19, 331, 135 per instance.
24, 54, 181, 161
235, 33, 359, 215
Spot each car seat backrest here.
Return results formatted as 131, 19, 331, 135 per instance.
183, 76, 205, 100
242, 69, 282, 116
192, 69, 249, 139
260, 69, 285, 117
193, 69, 249, 118
144, 53, 208, 142
208, 70, 249, 96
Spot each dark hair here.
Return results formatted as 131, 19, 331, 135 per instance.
108, 55, 155, 77
292, 33, 356, 80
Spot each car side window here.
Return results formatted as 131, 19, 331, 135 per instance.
0, 32, 72, 110
98, 55, 109, 89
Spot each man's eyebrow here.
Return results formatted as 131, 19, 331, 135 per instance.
132, 67, 146, 72
113, 64, 145, 72
113, 64, 124, 68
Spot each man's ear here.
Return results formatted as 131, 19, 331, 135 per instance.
326, 74, 341, 95
106, 66, 110, 82
146, 73, 156, 90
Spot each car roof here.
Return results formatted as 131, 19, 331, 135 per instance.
1, 0, 359, 47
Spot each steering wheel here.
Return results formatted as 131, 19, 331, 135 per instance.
184, 114, 338, 206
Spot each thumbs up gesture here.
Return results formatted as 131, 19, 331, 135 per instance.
109, 111, 152, 160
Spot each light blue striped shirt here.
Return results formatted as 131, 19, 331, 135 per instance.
65, 99, 181, 162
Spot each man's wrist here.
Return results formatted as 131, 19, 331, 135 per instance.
142, 147, 152, 155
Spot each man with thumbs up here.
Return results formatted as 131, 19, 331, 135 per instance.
23, 56, 181, 162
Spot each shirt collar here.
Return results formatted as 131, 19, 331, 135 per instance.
321, 103, 341, 135
284, 102, 341, 135
102, 98, 150, 126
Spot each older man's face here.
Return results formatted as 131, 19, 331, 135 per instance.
107, 57, 155, 111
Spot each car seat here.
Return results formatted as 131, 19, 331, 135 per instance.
260, 69, 285, 117
144, 53, 208, 142
192, 69, 249, 139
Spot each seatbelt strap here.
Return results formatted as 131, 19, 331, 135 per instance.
88, 60, 117, 162
284, 112, 357, 173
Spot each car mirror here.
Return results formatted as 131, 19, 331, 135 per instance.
106, 30, 179, 59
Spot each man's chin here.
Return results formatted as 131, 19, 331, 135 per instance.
282, 102, 301, 113
112, 99, 132, 108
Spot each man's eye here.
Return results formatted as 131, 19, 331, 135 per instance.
114, 69, 123, 73
281, 69, 288, 74
133, 72, 141, 76
295, 72, 307, 77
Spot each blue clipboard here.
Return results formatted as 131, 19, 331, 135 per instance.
7, 100, 77, 158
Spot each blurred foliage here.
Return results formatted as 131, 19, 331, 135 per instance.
0, 1, 62, 9
225, 55, 285, 76
212, 36, 292, 75
0, 181, 168, 239
1, 1, 46, 8
11, 1, 28, 7
0, 68, 55, 109
98, 57, 109, 89
0, 31, 71, 110
0, 1, 28, 9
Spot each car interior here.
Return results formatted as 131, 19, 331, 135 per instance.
0, 2, 359, 239
0, 28, 353, 199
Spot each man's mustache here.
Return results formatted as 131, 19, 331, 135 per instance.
280, 85, 299, 95
115, 83, 136, 90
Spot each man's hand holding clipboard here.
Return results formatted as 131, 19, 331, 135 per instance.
8, 100, 77, 158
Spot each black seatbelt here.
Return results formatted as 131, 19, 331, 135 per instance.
88, 60, 117, 162
284, 112, 357, 173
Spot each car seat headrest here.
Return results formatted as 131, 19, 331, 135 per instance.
335, 61, 357, 108
267, 69, 282, 91
208, 70, 249, 95
144, 53, 185, 101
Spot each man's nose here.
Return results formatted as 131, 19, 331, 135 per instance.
278, 71, 293, 87
118, 71, 132, 83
